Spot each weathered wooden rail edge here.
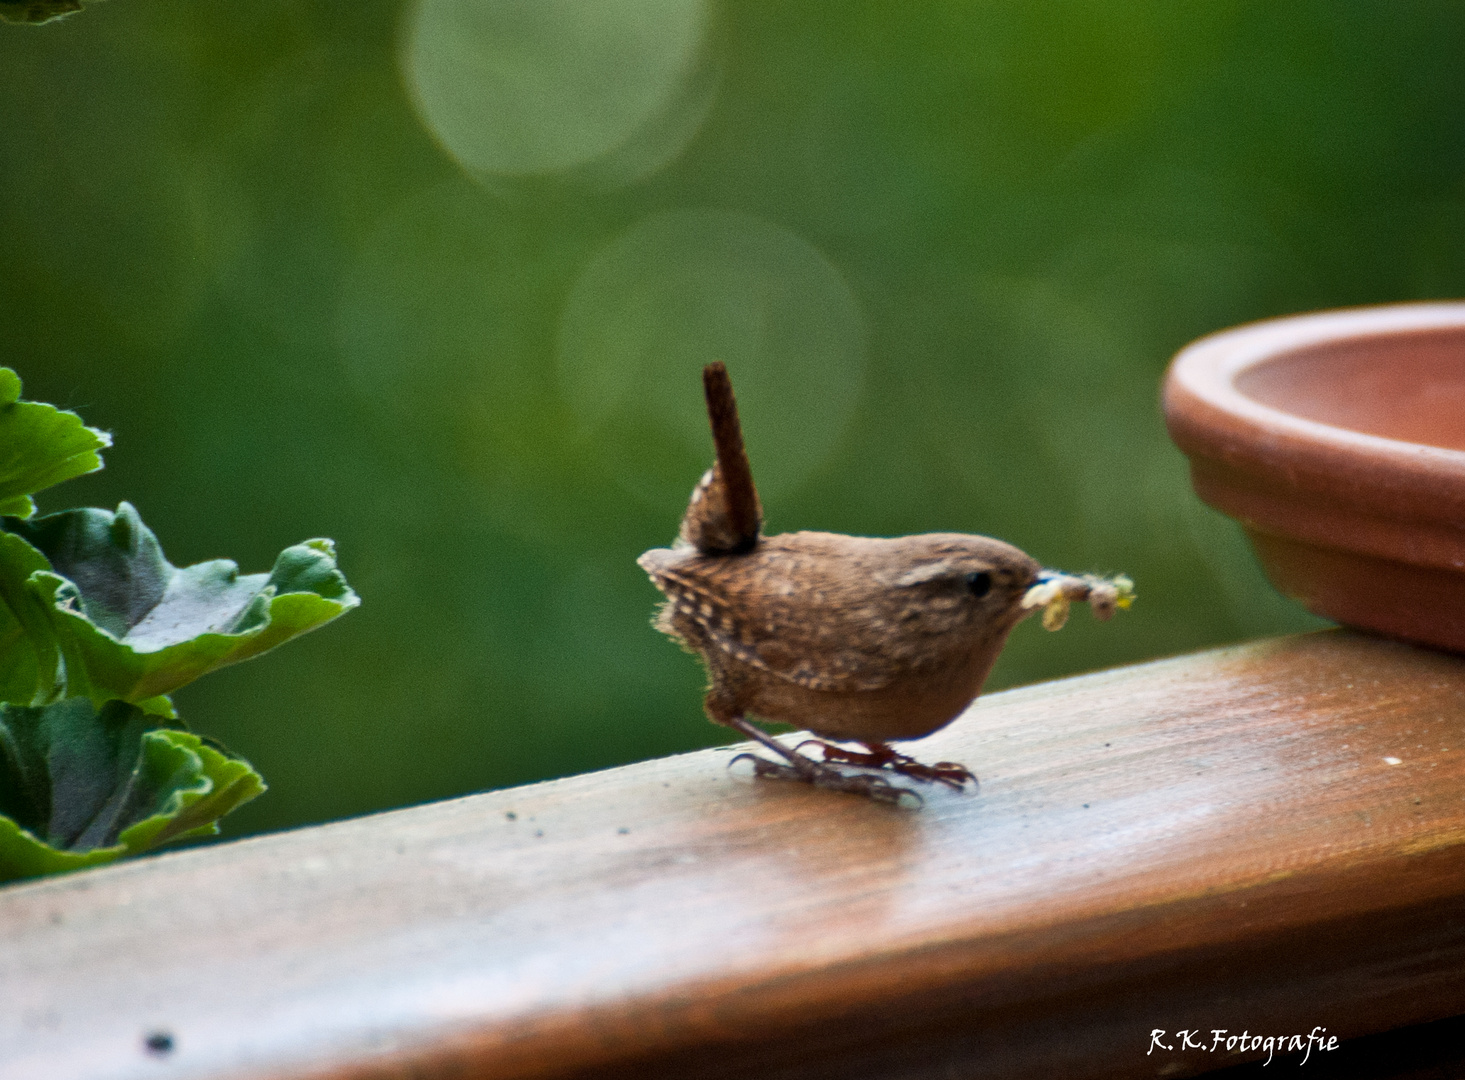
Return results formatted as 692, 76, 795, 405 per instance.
4, 630, 1464, 1080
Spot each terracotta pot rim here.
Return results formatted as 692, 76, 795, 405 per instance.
1163, 301, 1465, 653
1167, 301, 1465, 473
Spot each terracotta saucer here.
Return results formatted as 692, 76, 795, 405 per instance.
1163, 303, 1465, 654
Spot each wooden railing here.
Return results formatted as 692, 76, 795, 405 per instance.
4, 630, 1465, 1080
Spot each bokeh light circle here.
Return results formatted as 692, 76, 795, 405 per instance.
403, 0, 710, 176
556, 208, 866, 506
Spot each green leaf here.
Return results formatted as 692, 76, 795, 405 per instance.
0, 0, 101, 26
2, 503, 360, 707
0, 368, 110, 519
116, 732, 265, 851
0, 530, 64, 708
0, 699, 264, 883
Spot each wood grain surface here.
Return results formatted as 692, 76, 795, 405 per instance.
4, 630, 1465, 1080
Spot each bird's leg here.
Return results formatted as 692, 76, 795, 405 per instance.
796, 739, 976, 791
712, 706, 920, 807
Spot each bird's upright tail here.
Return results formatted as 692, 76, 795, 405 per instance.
678, 362, 763, 555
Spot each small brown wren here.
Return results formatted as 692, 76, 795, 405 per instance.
639, 363, 1132, 805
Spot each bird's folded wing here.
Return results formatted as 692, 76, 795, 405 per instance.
640, 553, 930, 693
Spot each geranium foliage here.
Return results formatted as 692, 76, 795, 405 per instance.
0, 370, 357, 883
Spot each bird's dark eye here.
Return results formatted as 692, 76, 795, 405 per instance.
966, 570, 992, 597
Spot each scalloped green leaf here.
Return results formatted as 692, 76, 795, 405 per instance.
0, 0, 103, 26
0, 530, 64, 708
4, 504, 359, 707
0, 368, 110, 520
116, 732, 265, 851
0, 699, 263, 883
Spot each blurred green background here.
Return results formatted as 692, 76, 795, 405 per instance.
4, 0, 1458, 838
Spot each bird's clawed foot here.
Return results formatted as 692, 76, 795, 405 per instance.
729, 751, 922, 807
719, 715, 947, 807
795, 740, 976, 790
